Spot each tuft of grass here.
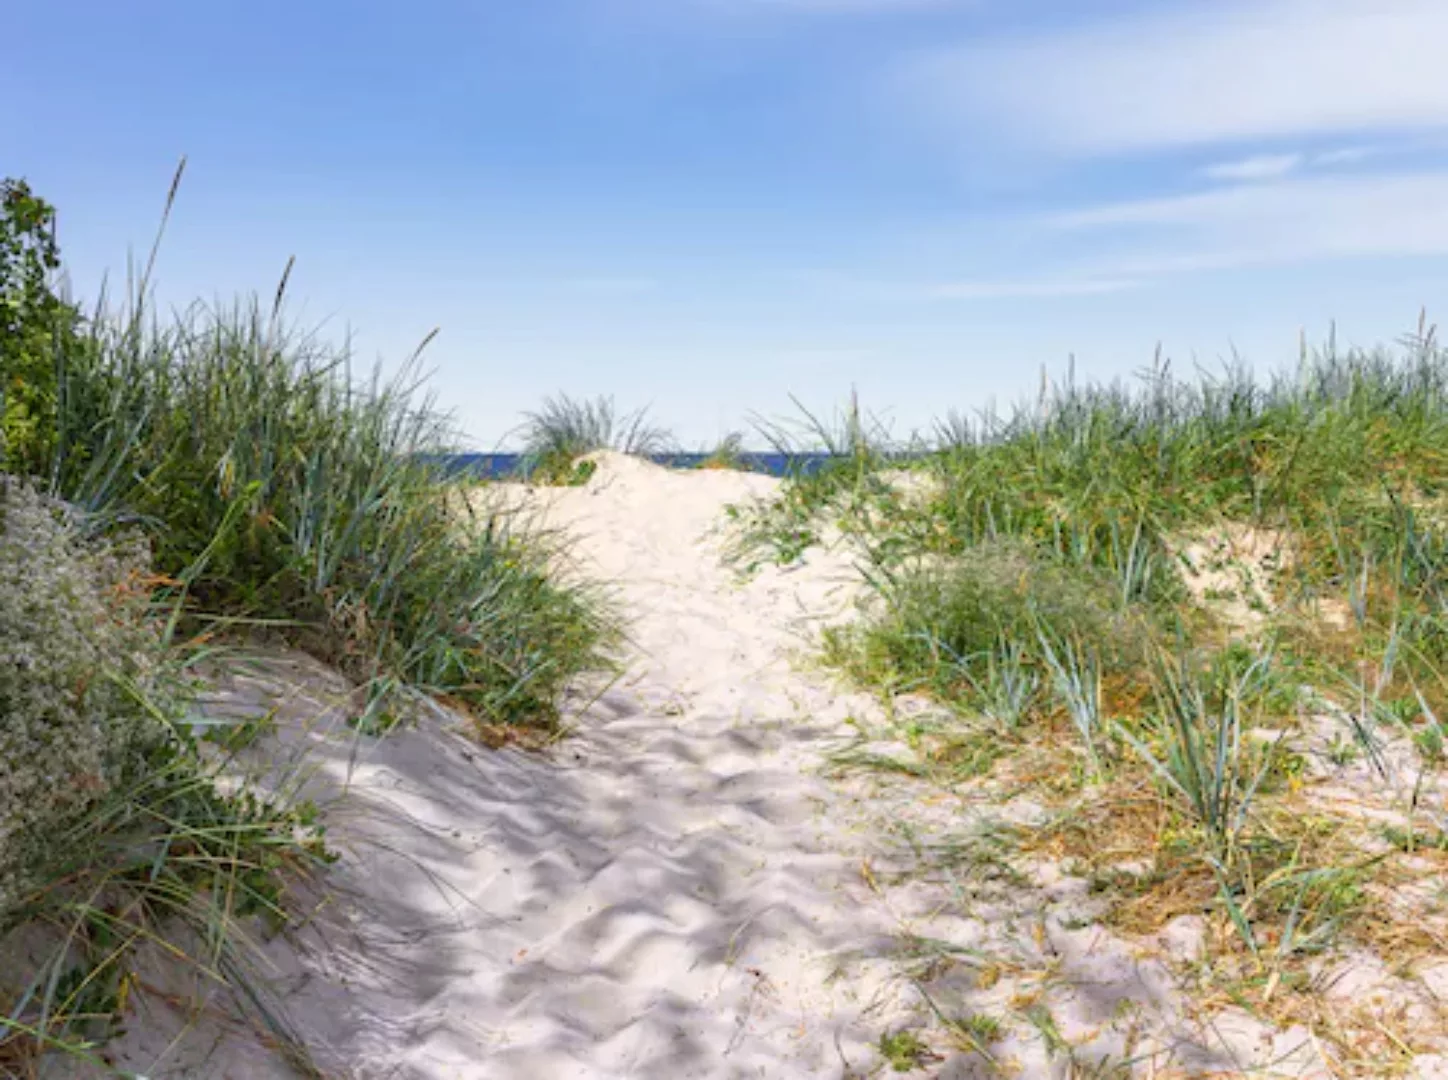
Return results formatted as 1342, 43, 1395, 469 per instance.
698, 430, 749, 471
877, 1028, 933, 1072
956, 1011, 1003, 1045
1037, 625, 1107, 777
727, 392, 915, 569
825, 538, 1140, 728
519, 393, 673, 484
1117, 645, 1282, 873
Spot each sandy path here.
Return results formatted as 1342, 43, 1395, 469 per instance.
95, 454, 917, 1079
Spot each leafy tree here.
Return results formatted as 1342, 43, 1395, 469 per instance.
0, 178, 80, 477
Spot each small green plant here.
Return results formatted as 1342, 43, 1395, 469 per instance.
1036, 624, 1106, 776
1209, 640, 1302, 716
1120, 646, 1280, 869
566, 457, 599, 485
957, 1011, 1003, 1045
1326, 732, 1359, 766
1021, 1002, 1070, 1058
877, 1028, 931, 1072
725, 499, 819, 569
1383, 824, 1448, 852
1246, 833, 1373, 962
1414, 723, 1446, 764
963, 634, 1040, 731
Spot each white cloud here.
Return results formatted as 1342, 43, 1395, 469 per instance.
930, 277, 1140, 300
1312, 146, 1379, 167
1202, 154, 1303, 182
1052, 170, 1448, 270
905, 0, 1448, 154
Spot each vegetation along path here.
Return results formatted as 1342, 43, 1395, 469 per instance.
89, 451, 1445, 1079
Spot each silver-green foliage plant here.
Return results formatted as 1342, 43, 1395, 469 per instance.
0, 477, 166, 913
0, 475, 330, 1068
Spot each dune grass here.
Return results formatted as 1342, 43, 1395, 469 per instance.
46, 290, 613, 732
519, 392, 674, 485
738, 330, 1448, 1059
726, 392, 909, 568
697, 430, 749, 471
1, 171, 615, 1072
7, 167, 612, 735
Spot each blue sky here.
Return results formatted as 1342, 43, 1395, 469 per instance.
8, 0, 1448, 448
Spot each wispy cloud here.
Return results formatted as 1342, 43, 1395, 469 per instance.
1202, 146, 1397, 183
1202, 154, 1303, 182
904, 0, 1448, 154
1313, 145, 1380, 167
1052, 171, 1448, 271
930, 277, 1141, 300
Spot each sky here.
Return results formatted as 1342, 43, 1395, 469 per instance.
8, 0, 1448, 449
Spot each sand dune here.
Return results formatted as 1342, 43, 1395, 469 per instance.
79, 452, 1428, 1079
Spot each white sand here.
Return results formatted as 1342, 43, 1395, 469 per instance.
69, 453, 1447, 1078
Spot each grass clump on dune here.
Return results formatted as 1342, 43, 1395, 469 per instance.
519, 392, 673, 485
826, 538, 1134, 711
51, 296, 611, 729
697, 430, 749, 471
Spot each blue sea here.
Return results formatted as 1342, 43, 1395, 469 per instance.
444, 452, 838, 480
